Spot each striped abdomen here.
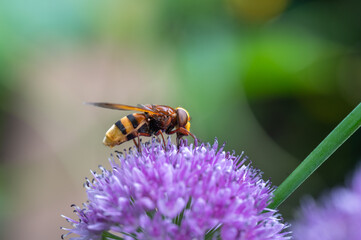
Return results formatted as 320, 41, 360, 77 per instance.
103, 113, 149, 147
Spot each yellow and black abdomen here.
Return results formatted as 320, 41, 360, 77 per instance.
103, 113, 148, 147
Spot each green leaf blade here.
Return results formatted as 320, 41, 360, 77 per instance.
269, 103, 361, 209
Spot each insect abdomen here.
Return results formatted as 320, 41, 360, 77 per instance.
103, 113, 148, 147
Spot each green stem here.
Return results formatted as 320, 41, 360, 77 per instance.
102, 231, 124, 240
269, 103, 361, 209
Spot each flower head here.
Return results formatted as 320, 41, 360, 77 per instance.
62, 139, 290, 240
293, 166, 361, 240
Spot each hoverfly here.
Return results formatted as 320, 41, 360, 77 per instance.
87, 102, 196, 151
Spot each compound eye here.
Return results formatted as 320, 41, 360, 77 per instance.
176, 108, 188, 128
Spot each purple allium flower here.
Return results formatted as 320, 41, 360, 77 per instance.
62, 139, 290, 240
293, 166, 361, 240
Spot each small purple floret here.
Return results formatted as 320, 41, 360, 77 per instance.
62, 139, 290, 240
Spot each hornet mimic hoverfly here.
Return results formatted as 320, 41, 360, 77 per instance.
87, 102, 196, 151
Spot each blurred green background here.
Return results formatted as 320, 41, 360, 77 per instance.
0, 0, 360, 239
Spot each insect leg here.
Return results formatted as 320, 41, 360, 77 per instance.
138, 133, 151, 137
155, 130, 167, 150
137, 135, 141, 152
176, 135, 180, 148
133, 138, 140, 152
168, 127, 196, 148
169, 127, 196, 139
132, 132, 152, 153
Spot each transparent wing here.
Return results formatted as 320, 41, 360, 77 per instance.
85, 102, 160, 114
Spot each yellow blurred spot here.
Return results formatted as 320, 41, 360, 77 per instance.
227, 0, 290, 22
